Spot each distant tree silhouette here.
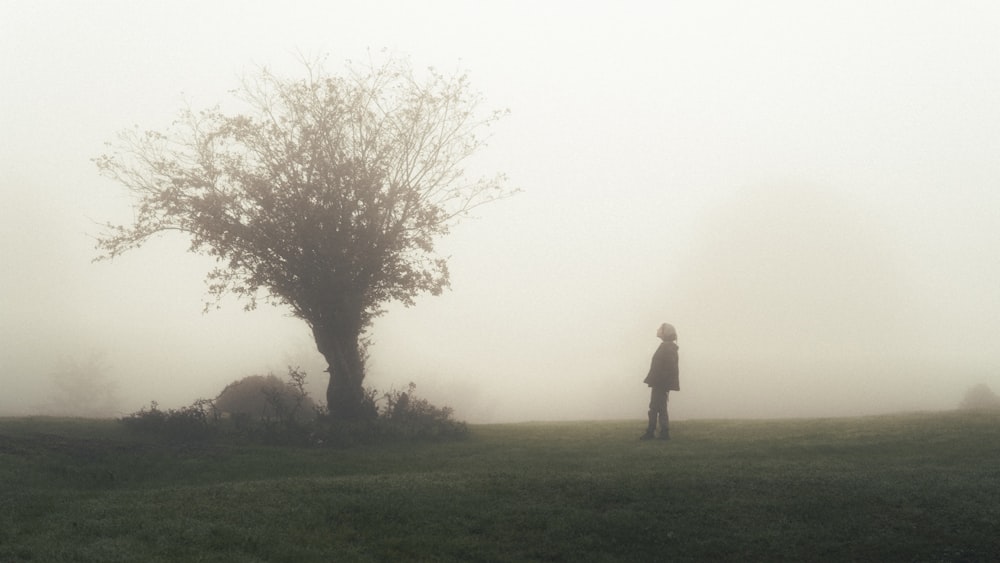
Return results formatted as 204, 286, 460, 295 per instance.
959, 383, 1000, 410
95, 55, 513, 420
46, 353, 121, 417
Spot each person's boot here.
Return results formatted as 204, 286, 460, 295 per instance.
639, 412, 656, 440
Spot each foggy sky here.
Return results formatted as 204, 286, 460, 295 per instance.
2, 1, 1000, 422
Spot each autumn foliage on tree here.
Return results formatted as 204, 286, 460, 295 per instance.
95, 56, 512, 419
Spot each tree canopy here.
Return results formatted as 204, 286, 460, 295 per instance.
96, 56, 512, 418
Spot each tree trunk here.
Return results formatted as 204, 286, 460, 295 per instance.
312, 324, 371, 420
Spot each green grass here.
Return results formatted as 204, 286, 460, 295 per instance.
2, 411, 999, 562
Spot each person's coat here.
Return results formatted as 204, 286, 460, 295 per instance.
643, 341, 679, 391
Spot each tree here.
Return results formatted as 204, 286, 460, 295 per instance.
959, 383, 1000, 410
95, 56, 512, 419
46, 353, 121, 417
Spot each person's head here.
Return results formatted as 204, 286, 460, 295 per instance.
656, 322, 677, 341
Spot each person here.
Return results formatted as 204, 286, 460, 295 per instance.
640, 322, 679, 440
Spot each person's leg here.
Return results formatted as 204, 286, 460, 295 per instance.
640, 411, 657, 440
642, 388, 667, 440
640, 388, 660, 439
658, 391, 670, 440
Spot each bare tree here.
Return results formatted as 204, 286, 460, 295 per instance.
95, 56, 513, 419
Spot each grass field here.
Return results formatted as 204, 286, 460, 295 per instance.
1, 411, 999, 562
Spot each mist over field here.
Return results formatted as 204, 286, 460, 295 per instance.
3, 1, 1000, 422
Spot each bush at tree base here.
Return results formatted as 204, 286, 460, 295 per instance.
119, 370, 467, 446
310, 383, 468, 446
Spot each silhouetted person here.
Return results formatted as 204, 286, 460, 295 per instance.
640, 322, 679, 440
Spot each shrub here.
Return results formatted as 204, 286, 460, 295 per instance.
311, 383, 468, 446
119, 399, 219, 441
215, 368, 317, 425
120, 369, 467, 447
381, 382, 468, 439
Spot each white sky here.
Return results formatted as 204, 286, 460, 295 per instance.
2, 1, 1000, 422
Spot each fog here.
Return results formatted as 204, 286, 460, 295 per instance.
3, 1, 999, 422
